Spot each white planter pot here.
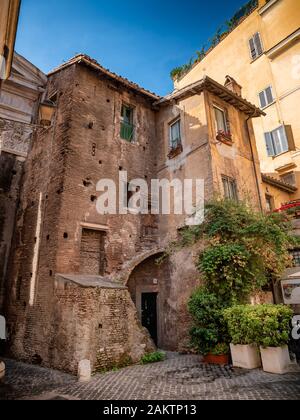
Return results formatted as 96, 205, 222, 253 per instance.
0, 361, 5, 380
230, 344, 262, 369
260, 345, 291, 374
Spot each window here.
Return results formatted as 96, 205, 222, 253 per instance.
264, 125, 291, 157
169, 119, 181, 149
280, 172, 296, 186
120, 104, 134, 142
291, 249, 300, 267
259, 86, 274, 108
80, 229, 106, 276
265, 194, 274, 212
222, 176, 238, 201
249, 32, 263, 60
214, 106, 228, 133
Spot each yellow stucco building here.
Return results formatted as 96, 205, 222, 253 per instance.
175, 0, 300, 210
0, 0, 21, 80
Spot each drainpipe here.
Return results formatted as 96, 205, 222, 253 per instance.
245, 113, 264, 212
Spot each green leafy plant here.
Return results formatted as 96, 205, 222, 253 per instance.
181, 199, 298, 354
252, 304, 293, 348
224, 304, 293, 348
170, 0, 259, 80
188, 287, 230, 355
210, 343, 230, 356
197, 199, 298, 304
223, 305, 261, 345
140, 352, 165, 365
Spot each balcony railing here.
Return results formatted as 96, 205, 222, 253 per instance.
120, 121, 134, 142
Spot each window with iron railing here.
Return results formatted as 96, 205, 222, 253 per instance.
120, 104, 134, 142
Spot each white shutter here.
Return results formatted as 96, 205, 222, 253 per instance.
265, 86, 274, 104
259, 91, 267, 108
277, 126, 289, 153
264, 132, 275, 157
254, 33, 263, 56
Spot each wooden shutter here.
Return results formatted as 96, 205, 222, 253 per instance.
284, 125, 295, 151
264, 132, 275, 157
225, 109, 231, 134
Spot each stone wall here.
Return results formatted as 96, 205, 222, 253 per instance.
9, 275, 154, 374
4, 63, 160, 371
0, 152, 23, 307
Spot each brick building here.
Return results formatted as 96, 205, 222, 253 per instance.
2, 54, 265, 374
0, 53, 46, 309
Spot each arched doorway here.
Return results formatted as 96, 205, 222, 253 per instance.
127, 253, 172, 349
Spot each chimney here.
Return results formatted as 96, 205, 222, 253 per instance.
224, 76, 242, 97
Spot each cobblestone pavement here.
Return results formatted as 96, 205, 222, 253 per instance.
1, 355, 300, 400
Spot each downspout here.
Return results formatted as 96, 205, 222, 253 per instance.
245, 113, 264, 212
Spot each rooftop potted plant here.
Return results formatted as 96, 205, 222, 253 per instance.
254, 304, 294, 374
223, 305, 262, 369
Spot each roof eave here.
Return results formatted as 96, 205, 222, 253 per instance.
155, 76, 265, 118
48, 55, 160, 102
262, 174, 298, 193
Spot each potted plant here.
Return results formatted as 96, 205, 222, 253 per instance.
254, 304, 294, 374
188, 288, 230, 365
204, 343, 230, 365
223, 305, 262, 369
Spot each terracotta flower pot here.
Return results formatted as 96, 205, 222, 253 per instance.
203, 353, 229, 365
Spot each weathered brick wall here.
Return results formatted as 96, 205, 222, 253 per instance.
52, 64, 159, 275
0, 152, 24, 309
80, 229, 106, 275
49, 278, 155, 374
4, 65, 76, 365
4, 63, 160, 371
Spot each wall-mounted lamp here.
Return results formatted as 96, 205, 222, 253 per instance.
39, 99, 56, 127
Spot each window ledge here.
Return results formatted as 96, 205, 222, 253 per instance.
260, 100, 276, 111
266, 28, 300, 59
250, 53, 264, 64
168, 144, 183, 159
216, 132, 233, 146
272, 150, 290, 159
259, 0, 280, 15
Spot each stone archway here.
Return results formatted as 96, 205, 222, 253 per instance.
126, 252, 174, 350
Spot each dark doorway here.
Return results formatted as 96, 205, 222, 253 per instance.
141, 293, 157, 345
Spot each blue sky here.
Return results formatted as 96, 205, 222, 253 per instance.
16, 0, 247, 95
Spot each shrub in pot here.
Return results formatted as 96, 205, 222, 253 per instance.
188, 288, 230, 364
223, 305, 262, 369
253, 304, 293, 374
203, 343, 230, 365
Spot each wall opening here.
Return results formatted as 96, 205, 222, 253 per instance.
127, 254, 173, 350
80, 228, 106, 276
